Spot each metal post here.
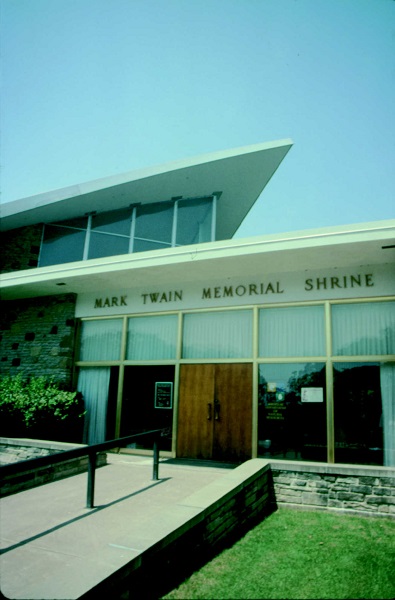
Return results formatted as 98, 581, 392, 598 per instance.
86, 451, 96, 508
152, 438, 159, 481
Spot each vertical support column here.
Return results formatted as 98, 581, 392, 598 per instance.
86, 450, 96, 508
251, 306, 259, 459
325, 301, 335, 463
83, 214, 93, 261
211, 195, 217, 241
152, 437, 159, 481
128, 205, 137, 253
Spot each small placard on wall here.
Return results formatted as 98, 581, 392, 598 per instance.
155, 382, 173, 409
301, 387, 324, 403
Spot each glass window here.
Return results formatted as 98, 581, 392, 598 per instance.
332, 301, 395, 355
182, 310, 252, 358
135, 202, 174, 245
258, 363, 327, 462
91, 208, 132, 235
79, 319, 123, 361
259, 305, 325, 357
39, 225, 86, 266
88, 232, 129, 259
126, 315, 178, 360
133, 238, 171, 253
176, 198, 213, 245
333, 362, 394, 466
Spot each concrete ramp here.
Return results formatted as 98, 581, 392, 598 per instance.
0, 455, 272, 600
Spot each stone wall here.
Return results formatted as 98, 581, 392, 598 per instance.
0, 438, 107, 497
0, 224, 43, 274
0, 294, 77, 384
83, 459, 273, 599
271, 460, 395, 517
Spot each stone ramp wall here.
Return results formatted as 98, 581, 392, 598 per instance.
0, 438, 107, 497
80, 459, 274, 600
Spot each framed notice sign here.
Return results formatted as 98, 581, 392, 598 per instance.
301, 387, 324, 403
154, 382, 173, 409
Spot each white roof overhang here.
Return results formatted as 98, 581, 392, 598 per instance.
1, 220, 394, 301
0, 139, 292, 238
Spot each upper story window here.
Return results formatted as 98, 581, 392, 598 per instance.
39, 196, 216, 267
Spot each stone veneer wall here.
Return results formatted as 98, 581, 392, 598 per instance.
0, 294, 77, 384
0, 224, 43, 274
271, 460, 395, 517
0, 438, 107, 497
84, 459, 274, 599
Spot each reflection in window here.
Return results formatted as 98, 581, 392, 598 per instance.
39, 197, 215, 266
39, 225, 86, 266
259, 305, 325, 357
88, 232, 129, 259
334, 362, 395, 466
258, 363, 327, 462
332, 302, 395, 355
134, 202, 173, 247
176, 198, 212, 245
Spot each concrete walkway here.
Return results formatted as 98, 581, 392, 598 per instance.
0, 453, 234, 600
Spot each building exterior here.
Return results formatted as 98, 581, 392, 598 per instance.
1, 140, 394, 468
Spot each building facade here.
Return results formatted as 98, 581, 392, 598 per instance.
1, 140, 394, 467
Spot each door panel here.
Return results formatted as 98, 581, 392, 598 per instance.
213, 363, 252, 461
177, 363, 252, 461
177, 364, 214, 459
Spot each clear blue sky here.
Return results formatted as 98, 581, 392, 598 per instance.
1, 0, 394, 237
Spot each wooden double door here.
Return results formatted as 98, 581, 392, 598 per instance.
177, 363, 252, 462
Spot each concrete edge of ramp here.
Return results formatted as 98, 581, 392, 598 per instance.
79, 458, 273, 600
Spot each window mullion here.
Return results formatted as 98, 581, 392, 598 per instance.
172, 201, 178, 247
83, 215, 92, 261
129, 206, 137, 253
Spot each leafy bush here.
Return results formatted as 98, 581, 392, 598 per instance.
0, 374, 85, 442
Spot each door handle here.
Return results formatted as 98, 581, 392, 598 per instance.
207, 403, 212, 420
214, 399, 220, 421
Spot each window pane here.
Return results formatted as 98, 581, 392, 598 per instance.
127, 315, 178, 359
259, 305, 325, 357
39, 225, 86, 266
88, 232, 129, 259
182, 310, 252, 358
332, 302, 395, 355
79, 319, 123, 361
50, 217, 88, 230
333, 362, 386, 466
133, 239, 171, 253
135, 202, 173, 243
91, 209, 132, 235
176, 198, 213, 245
258, 363, 327, 462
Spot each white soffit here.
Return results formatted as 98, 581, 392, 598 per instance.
0, 139, 293, 237
1, 220, 394, 300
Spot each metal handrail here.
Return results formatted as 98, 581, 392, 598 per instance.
0, 429, 164, 508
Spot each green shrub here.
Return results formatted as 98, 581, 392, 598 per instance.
0, 374, 85, 442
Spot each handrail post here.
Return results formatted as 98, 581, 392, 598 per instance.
86, 450, 96, 508
152, 436, 159, 481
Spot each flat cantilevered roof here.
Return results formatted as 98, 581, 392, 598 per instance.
0, 139, 292, 237
1, 220, 394, 300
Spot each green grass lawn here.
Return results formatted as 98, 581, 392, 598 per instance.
163, 508, 395, 600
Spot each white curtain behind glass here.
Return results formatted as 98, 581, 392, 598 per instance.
332, 302, 395, 355
78, 368, 110, 445
127, 315, 178, 360
380, 363, 395, 467
182, 310, 252, 358
79, 319, 123, 361
259, 306, 325, 357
